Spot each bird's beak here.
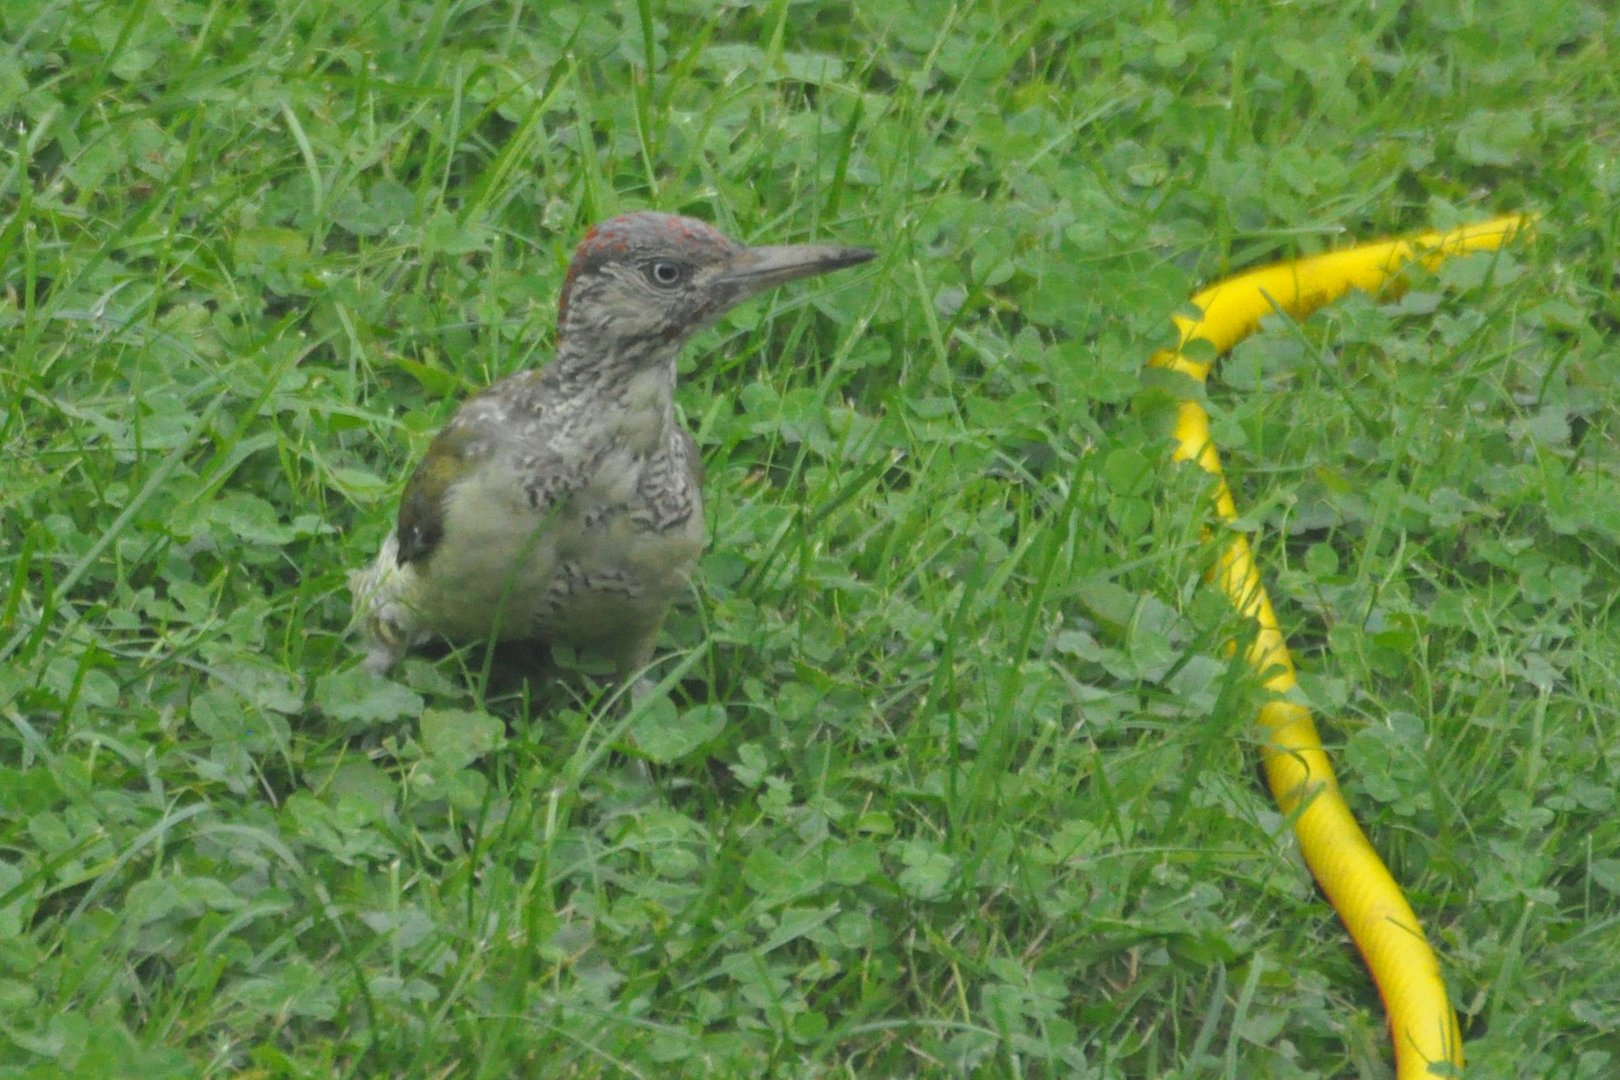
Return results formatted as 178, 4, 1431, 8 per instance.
716, 242, 875, 298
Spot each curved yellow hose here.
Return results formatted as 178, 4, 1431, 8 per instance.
1151, 213, 1531, 1078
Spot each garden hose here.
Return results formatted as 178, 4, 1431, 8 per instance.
1149, 213, 1532, 1077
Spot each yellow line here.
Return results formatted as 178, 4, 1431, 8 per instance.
1151, 213, 1531, 1078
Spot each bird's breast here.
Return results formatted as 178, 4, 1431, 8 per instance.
414, 439, 704, 645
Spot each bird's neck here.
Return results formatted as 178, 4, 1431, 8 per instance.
546, 338, 684, 454
549, 331, 681, 390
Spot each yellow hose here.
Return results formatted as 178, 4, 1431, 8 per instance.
1150, 213, 1531, 1078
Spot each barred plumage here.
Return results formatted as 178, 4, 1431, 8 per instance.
350, 212, 873, 681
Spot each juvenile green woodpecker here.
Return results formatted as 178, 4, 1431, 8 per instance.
350, 212, 873, 679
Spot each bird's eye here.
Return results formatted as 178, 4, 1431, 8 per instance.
647, 260, 685, 287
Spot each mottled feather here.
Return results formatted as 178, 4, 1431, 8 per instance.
350, 212, 873, 679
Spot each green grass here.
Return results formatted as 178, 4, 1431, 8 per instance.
3, 0, 1618, 1075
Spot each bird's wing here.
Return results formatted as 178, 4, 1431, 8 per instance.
394, 380, 578, 567
675, 425, 705, 488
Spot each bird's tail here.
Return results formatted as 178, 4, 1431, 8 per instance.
348, 533, 429, 674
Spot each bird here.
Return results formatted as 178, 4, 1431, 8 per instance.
349, 211, 874, 683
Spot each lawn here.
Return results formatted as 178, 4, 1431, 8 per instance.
3, 0, 1618, 1076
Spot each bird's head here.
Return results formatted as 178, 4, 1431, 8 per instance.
555, 212, 873, 361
